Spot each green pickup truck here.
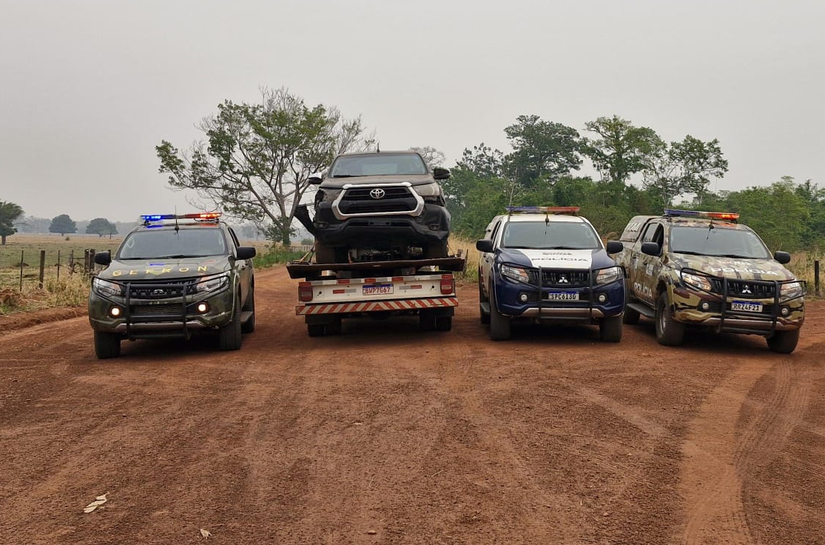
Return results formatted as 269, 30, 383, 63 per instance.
88, 213, 256, 359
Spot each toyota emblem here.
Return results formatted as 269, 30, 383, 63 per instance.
369, 188, 386, 199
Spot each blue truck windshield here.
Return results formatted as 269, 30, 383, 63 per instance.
502, 221, 601, 250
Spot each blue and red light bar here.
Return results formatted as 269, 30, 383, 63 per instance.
506, 206, 580, 215
141, 212, 222, 223
664, 209, 739, 221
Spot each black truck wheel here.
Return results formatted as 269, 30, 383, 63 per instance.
655, 292, 685, 346
767, 329, 800, 354
479, 273, 491, 325
94, 331, 121, 359
218, 298, 243, 351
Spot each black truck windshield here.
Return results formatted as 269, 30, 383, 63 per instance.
669, 226, 770, 259
330, 154, 427, 177
502, 221, 601, 250
118, 228, 228, 259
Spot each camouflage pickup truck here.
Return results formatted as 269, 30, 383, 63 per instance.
614, 209, 805, 353
88, 213, 256, 359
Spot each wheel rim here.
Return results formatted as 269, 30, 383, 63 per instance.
658, 301, 666, 333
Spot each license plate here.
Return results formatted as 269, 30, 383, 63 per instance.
363, 284, 393, 296
731, 301, 762, 313
546, 291, 579, 301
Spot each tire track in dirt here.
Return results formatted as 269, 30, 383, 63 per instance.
680, 356, 814, 545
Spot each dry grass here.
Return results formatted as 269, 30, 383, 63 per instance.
787, 251, 825, 295
448, 234, 480, 284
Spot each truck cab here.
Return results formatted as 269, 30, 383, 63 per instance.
615, 209, 805, 353
476, 207, 625, 341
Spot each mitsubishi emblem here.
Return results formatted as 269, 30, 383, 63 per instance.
369, 188, 386, 199
559, 275, 569, 284
741, 284, 752, 294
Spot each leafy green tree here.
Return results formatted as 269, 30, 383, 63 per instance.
642, 135, 728, 207
724, 178, 809, 251
49, 214, 77, 236
583, 115, 664, 184
157, 87, 372, 244
503, 115, 583, 187
0, 201, 24, 245
86, 217, 118, 238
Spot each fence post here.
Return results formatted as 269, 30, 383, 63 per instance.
57, 249, 61, 280
815, 260, 820, 297
19, 250, 24, 291
69, 250, 74, 276
39, 250, 46, 289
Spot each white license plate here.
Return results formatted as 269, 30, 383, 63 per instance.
363, 284, 393, 296
546, 291, 579, 301
731, 301, 762, 313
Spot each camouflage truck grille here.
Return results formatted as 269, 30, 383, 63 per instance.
710, 279, 776, 299
532, 270, 591, 287
338, 187, 418, 215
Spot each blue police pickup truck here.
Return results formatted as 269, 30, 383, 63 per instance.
476, 207, 625, 341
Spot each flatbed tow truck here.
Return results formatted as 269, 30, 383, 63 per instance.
286, 254, 467, 337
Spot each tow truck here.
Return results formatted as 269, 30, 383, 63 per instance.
286, 254, 466, 337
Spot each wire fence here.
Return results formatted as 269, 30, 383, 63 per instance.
0, 248, 106, 291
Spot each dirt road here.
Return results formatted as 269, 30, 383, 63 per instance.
1, 266, 823, 544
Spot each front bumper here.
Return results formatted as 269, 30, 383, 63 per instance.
494, 277, 625, 322
671, 286, 804, 334
88, 285, 235, 339
304, 202, 450, 249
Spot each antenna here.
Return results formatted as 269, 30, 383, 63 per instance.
376, 142, 380, 153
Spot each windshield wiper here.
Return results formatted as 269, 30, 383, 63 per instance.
331, 174, 358, 178
673, 250, 706, 256
542, 246, 591, 250
713, 253, 753, 259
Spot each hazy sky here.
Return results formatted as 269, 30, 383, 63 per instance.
1, 0, 823, 223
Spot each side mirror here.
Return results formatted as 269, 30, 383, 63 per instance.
433, 167, 451, 180
307, 174, 323, 185
94, 251, 111, 266
605, 240, 624, 254
237, 247, 257, 260
476, 239, 494, 253
774, 251, 791, 264
641, 242, 660, 256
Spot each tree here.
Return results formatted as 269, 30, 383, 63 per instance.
583, 115, 664, 184
49, 214, 77, 236
86, 217, 118, 238
724, 178, 809, 251
0, 201, 24, 245
157, 87, 373, 244
642, 135, 728, 207
409, 146, 446, 169
503, 115, 583, 187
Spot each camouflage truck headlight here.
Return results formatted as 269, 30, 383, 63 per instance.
595, 266, 622, 285
780, 281, 805, 301
501, 264, 531, 284
681, 271, 713, 292
92, 277, 123, 298
194, 273, 229, 294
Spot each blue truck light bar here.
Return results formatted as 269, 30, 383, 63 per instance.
141, 212, 222, 224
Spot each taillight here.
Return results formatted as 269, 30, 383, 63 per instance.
440, 275, 454, 295
299, 282, 313, 302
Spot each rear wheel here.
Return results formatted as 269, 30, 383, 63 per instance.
218, 298, 243, 351
314, 242, 339, 264
767, 329, 800, 354
307, 324, 326, 337
419, 312, 437, 332
489, 287, 511, 341
326, 317, 342, 336
600, 315, 623, 342
435, 316, 452, 331
94, 331, 121, 359
655, 292, 684, 346
425, 241, 449, 258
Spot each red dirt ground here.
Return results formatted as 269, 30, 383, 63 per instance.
1, 266, 823, 544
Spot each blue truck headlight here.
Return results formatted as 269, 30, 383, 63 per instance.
92, 277, 123, 298
594, 266, 621, 285
500, 264, 531, 284
682, 271, 712, 292
194, 273, 229, 294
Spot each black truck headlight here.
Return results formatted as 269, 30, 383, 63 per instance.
194, 274, 229, 294
501, 264, 531, 284
92, 278, 123, 298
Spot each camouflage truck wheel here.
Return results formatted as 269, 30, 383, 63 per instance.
655, 292, 685, 346
767, 329, 800, 354
218, 297, 243, 351
94, 331, 121, 359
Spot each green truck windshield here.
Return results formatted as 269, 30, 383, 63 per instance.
118, 228, 228, 259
